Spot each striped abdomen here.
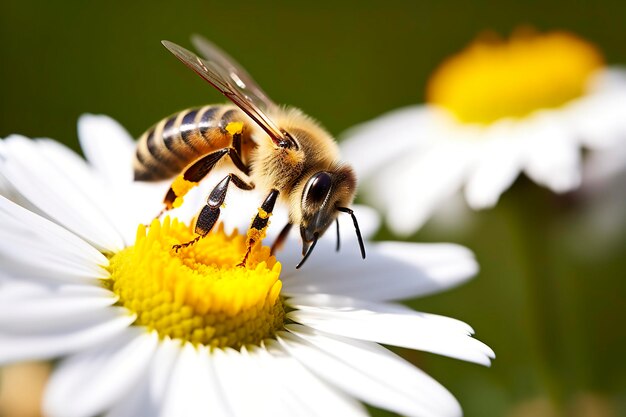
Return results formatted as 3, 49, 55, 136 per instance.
134, 105, 252, 181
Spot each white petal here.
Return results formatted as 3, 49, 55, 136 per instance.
106, 337, 181, 417
32, 138, 128, 249
0, 285, 117, 331
0, 258, 108, 287
572, 69, 626, 149
0, 194, 108, 274
372, 138, 475, 235
237, 346, 293, 417
279, 326, 462, 417
104, 378, 152, 417
282, 241, 477, 301
246, 346, 308, 417
0, 277, 54, 299
427, 192, 476, 233
78, 114, 136, 184
340, 106, 438, 179
0, 226, 109, 282
212, 343, 368, 417
0, 230, 107, 281
114, 181, 171, 246
464, 122, 525, 209
258, 341, 369, 417
160, 343, 231, 417
0, 135, 125, 251
0, 307, 135, 364
0, 171, 15, 198
44, 329, 157, 417
148, 339, 184, 416
287, 296, 494, 366
211, 347, 276, 417
35, 139, 138, 246
522, 114, 582, 192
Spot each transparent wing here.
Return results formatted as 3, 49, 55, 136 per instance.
161, 40, 287, 145
191, 34, 276, 110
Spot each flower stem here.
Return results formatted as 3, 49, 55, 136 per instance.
504, 181, 569, 411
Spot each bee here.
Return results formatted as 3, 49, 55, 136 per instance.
134, 35, 365, 268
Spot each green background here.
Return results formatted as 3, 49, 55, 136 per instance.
2, 1, 626, 416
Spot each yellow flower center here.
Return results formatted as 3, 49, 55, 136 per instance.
104, 218, 285, 348
426, 30, 604, 124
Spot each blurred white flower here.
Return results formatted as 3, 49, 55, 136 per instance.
341, 30, 626, 235
0, 115, 493, 417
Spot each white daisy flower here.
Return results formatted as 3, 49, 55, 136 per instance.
341, 30, 626, 235
0, 115, 493, 417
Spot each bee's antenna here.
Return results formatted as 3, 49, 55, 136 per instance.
335, 218, 341, 252
297, 234, 319, 269
337, 207, 366, 259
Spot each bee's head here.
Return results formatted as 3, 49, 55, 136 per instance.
297, 165, 365, 268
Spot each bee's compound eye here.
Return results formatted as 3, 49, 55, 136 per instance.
305, 172, 332, 205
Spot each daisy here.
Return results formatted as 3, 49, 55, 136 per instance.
340, 29, 626, 235
0, 115, 493, 417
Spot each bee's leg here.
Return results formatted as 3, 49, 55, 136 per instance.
335, 218, 341, 252
239, 189, 280, 266
173, 173, 254, 251
160, 147, 249, 218
270, 222, 293, 255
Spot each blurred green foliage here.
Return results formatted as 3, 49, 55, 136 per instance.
2, 1, 626, 416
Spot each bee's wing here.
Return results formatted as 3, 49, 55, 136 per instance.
162, 40, 288, 146
190, 34, 276, 110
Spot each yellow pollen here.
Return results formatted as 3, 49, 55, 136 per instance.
225, 121, 244, 136
105, 217, 284, 348
171, 175, 198, 208
246, 209, 271, 247
257, 207, 271, 220
426, 30, 604, 124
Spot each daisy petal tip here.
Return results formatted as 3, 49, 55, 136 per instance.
387, 214, 426, 238
77, 112, 96, 122
433, 243, 479, 285
77, 113, 132, 142
466, 255, 480, 277
465, 188, 500, 211
77, 113, 102, 135
3, 134, 32, 147
481, 355, 495, 368
554, 175, 581, 194
474, 340, 496, 367
77, 112, 112, 127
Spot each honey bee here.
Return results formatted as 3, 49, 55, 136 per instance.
134, 35, 365, 268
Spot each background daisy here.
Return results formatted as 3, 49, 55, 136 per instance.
0, 115, 493, 417
338, 28, 626, 417
341, 30, 626, 235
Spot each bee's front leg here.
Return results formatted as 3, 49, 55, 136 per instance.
239, 189, 279, 266
173, 173, 253, 251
